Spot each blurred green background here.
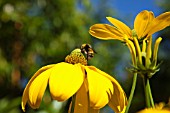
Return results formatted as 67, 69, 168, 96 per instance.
0, 0, 170, 113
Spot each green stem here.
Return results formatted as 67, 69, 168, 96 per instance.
143, 77, 151, 107
146, 79, 155, 108
125, 73, 137, 113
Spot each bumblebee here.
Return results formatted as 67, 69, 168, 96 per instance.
80, 44, 96, 60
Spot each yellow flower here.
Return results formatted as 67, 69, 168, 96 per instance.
137, 102, 170, 113
137, 108, 170, 113
89, 10, 170, 41
21, 47, 127, 113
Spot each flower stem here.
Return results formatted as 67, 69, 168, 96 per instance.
146, 78, 155, 108
125, 73, 137, 113
143, 77, 151, 107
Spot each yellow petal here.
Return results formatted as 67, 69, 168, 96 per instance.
106, 17, 132, 38
137, 108, 170, 113
69, 79, 99, 113
108, 84, 127, 113
85, 66, 114, 109
88, 108, 100, 113
87, 66, 127, 113
147, 11, 170, 37
21, 64, 55, 112
28, 66, 52, 108
134, 10, 154, 39
73, 81, 89, 113
49, 62, 84, 101
89, 24, 124, 41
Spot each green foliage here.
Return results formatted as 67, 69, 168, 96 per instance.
0, 0, 120, 113
1, 0, 169, 113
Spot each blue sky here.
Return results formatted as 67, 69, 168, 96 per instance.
111, 0, 163, 37
91, 0, 163, 27
113, 0, 162, 16
112, 0, 162, 25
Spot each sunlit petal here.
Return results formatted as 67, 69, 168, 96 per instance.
49, 62, 84, 101
142, 11, 154, 37
106, 17, 132, 38
28, 67, 52, 108
85, 66, 114, 109
134, 10, 154, 39
147, 11, 170, 37
21, 64, 55, 112
87, 66, 127, 112
89, 24, 124, 41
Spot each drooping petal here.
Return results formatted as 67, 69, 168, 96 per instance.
21, 64, 55, 112
89, 24, 124, 41
134, 10, 154, 39
88, 108, 100, 113
146, 11, 170, 37
87, 66, 127, 113
72, 81, 88, 113
84, 66, 114, 109
49, 62, 84, 101
106, 17, 132, 38
69, 78, 100, 113
124, 37, 137, 65
73, 79, 100, 113
108, 83, 127, 113
28, 66, 52, 109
